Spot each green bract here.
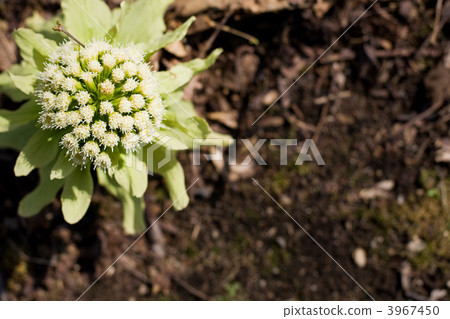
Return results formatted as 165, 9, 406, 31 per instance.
0, 0, 229, 234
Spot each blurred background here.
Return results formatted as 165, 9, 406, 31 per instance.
1, 0, 450, 300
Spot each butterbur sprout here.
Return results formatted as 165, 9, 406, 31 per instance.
37, 40, 164, 170
0, 0, 229, 234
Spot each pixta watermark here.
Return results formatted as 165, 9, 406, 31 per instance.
192, 138, 325, 166
130, 138, 325, 175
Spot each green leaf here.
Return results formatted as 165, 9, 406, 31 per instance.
121, 190, 146, 234
0, 123, 38, 151
18, 162, 65, 218
13, 28, 57, 70
25, 11, 65, 44
61, 0, 113, 43
200, 131, 233, 146
0, 63, 36, 102
127, 152, 148, 197
8, 73, 36, 96
162, 116, 210, 147
146, 145, 189, 211
111, 7, 122, 26
0, 100, 40, 133
50, 150, 76, 180
159, 91, 211, 148
97, 169, 120, 198
97, 169, 146, 234
152, 48, 222, 94
144, 16, 196, 56
61, 167, 93, 224
14, 130, 63, 177
114, 153, 148, 197
153, 131, 189, 150
113, 0, 172, 45
163, 162, 189, 210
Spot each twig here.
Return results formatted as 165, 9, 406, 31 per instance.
403, 100, 444, 129
417, 1, 450, 56
313, 102, 329, 142
431, 0, 444, 44
171, 276, 210, 300
53, 21, 85, 48
7, 239, 53, 266
200, 9, 233, 58
202, 15, 259, 46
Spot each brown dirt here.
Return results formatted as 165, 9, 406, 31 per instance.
1, 0, 450, 301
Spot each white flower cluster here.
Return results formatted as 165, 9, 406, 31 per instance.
36, 40, 165, 170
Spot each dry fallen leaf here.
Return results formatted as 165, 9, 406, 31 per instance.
359, 180, 395, 200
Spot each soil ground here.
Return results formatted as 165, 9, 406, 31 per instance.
1, 0, 450, 300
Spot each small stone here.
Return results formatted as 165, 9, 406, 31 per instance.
280, 194, 292, 206
262, 90, 278, 106
138, 284, 149, 296
407, 235, 426, 253
259, 279, 267, 288
275, 236, 287, 249
430, 289, 447, 301
352, 247, 367, 268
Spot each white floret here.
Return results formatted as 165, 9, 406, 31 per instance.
79, 71, 97, 83
87, 60, 104, 73
99, 101, 114, 115
81, 46, 99, 62
136, 63, 152, 80
73, 124, 91, 140
121, 132, 140, 151
122, 61, 137, 77
52, 112, 69, 129
147, 96, 165, 118
62, 77, 78, 93
60, 133, 79, 152
133, 111, 151, 131
137, 79, 157, 98
80, 105, 95, 123
60, 50, 79, 66
70, 151, 87, 167
40, 91, 56, 111
125, 46, 144, 63
94, 152, 112, 169
122, 78, 138, 92
50, 70, 66, 90
111, 48, 128, 63
130, 94, 146, 110
100, 132, 119, 148
56, 92, 71, 111
118, 97, 132, 113
91, 121, 107, 140
38, 113, 54, 129
101, 53, 116, 69
98, 79, 115, 96
64, 62, 82, 77
93, 41, 112, 53
111, 67, 125, 83
65, 111, 82, 126
118, 115, 134, 133
138, 126, 156, 144
75, 91, 91, 106
42, 64, 59, 79
82, 140, 101, 159
108, 112, 123, 130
